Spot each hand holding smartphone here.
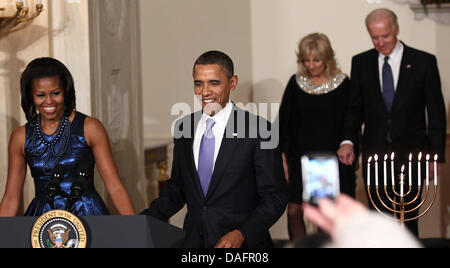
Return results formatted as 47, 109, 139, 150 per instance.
301, 153, 340, 206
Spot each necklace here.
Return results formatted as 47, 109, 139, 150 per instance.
31, 114, 71, 175
35, 114, 69, 147
296, 73, 347, 95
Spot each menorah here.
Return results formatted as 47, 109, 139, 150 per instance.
366, 152, 438, 227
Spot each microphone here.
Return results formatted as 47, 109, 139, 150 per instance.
67, 159, 91, 212
47, 164, 65, 210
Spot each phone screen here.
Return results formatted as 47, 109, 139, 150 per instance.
301, 154, 340, 205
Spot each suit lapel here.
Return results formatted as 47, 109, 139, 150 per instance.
391, 43, 413, 113
184, 112, 204, 200
369, 50, 388, 114
205, 106, 242, 200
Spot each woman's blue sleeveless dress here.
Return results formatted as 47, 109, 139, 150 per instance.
24, 112, 110, 216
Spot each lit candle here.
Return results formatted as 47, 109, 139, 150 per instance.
374, 154, 379, 186
434, 154, 438, 186
390, 153, 395, 186
367, 156, 372, 186
425, 154, 430, 187
400, 165, 405, 197
407, 154, 412, 187
383, 154, 388, 186
418, 152, 422, 187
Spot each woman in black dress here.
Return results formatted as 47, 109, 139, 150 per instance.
279, 33, 356, 242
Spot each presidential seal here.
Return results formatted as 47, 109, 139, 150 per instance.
31, 210, 87, 248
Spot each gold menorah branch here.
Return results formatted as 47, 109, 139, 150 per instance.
0, 2, 43, 36
366, 153, 439, 227
368, 185, 438, 227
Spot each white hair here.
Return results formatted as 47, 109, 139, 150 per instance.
365, 8, 399, 31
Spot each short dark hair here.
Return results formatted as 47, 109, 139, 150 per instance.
193, 50, 234, 79
20, 57, 76, 122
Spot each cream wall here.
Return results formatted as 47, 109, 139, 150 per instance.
50, 0, 91, 116
250, 0, 450, 239
250, 0, 448, 108
0, 0, 51, 206
141, 0, 450, 140
0, 0, 145, 215
1, 0, 447, 241
140, 0, 450, 240
0, 0, 93, 209
140, 0, 253, 139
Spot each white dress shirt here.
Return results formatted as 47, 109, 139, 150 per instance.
193, 101, 234, 171
378, 41, 404, 92
341, 41, 404, 147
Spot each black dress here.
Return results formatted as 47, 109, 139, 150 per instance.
279, 74, 356, 203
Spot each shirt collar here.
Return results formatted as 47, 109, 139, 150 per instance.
379, 40, 403, 62
200, 101, 233, 127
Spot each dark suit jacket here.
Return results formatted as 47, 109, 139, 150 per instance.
142, 106, 287, 248
344, 42, 446, 164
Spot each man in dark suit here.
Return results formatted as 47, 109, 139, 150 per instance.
338, 8, 446, 236
141, 50, 287, 248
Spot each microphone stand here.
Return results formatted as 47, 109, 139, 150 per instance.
66, 171, 88, 213
47, 164, 65, 210
65, 155, 93, 213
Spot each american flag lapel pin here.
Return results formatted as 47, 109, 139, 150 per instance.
406, 64, 412, 69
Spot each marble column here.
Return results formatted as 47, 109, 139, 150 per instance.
88, 0, 146, 213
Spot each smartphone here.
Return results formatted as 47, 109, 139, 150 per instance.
301, 153, 340, 206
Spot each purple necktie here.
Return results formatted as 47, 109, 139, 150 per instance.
198, 118, 215, 197
382, 56, 395, 112
382, 56, 394, 143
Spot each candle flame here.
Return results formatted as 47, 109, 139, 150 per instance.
434, 154, 438, 161
418, 152, 422, 160
368, 156, 372, 162
384, 154, 388, 161
391, 152, 395, 160
401, 165, 405, 173
409, 153, 412, 161
426, 154, 430, 161
374, 154, 378, 161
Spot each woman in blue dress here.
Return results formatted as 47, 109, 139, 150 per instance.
0, 57, 136, 217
